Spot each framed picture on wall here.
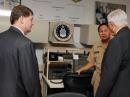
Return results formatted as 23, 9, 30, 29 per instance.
95, 1, 126, 25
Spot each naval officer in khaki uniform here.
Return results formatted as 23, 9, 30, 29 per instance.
77, 23, 113, 97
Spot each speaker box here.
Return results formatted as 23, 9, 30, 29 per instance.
48, 22, 74, 44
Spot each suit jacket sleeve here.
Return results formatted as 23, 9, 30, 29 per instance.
95, 38, 122, 97
18, 41, 42, 97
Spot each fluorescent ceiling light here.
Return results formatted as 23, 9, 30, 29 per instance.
0, 9, 11, 17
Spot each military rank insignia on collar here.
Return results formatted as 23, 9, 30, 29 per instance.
72, 0, 82, 3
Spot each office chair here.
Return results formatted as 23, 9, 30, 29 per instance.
45, 92, 86, 97
63, 72, 93, 97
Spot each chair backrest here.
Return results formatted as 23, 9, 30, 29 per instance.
45, 92, 86, 97
63, 72, 93, 97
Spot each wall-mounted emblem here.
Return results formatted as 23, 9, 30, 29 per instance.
54, 24, 71, 42
49, 22, 74, 44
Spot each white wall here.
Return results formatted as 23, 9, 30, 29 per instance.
27, 0, 130, 44
0, 16, 10, 32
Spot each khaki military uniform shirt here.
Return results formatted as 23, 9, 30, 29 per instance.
88, 41, 106, 97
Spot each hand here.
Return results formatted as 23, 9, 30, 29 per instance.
76, 70, 81, 75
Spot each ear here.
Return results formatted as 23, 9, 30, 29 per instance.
109, 22, 114, 29
19, 16, 24, 24
110, 22, 118, 34
111, 22, 115, 27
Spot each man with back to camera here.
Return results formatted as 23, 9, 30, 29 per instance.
95, 9, 130, 97
0, 5, 42, 97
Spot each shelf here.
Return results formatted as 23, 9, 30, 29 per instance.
48, 60, 72, 64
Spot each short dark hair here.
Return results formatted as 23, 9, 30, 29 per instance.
98, 23, 108, 32
10, 5, 33, 24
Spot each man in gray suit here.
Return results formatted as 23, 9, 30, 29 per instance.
96, 9, 130, 97
0, 5, 42, 97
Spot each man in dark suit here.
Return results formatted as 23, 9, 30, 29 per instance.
95, 9, 130, 97
0, 5, 42, 97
